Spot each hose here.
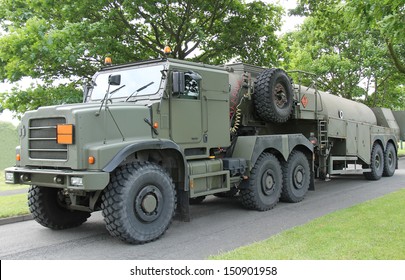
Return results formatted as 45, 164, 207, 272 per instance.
230, 73, 251, 134
230, 95, 245, 134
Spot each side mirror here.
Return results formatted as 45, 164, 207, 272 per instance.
109, 74, 121, 86
185, 71, 202, 81
172, 72, 185, 95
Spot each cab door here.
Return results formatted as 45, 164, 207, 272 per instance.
169, 71, 203, 144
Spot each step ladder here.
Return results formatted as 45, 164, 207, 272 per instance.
318, 120, 328, 155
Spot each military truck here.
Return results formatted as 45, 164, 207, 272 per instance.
5, 58, 401, 244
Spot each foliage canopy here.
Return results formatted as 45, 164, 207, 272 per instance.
1, 0, 404, 116
0, 0, 283, 117
285, 0, 405, 109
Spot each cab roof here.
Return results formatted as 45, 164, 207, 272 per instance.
100, 58, 227, 73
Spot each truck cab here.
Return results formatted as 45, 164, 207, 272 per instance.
4, 59, 243, 243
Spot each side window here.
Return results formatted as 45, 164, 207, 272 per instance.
172, 71, 202, 99
184, 73, 200, 98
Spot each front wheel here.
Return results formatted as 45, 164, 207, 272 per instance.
101, 162, 176, 244
28, 186, 90, 229
240, 153, 282, 211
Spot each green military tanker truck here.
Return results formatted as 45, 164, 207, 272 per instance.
5, 58, 402, 244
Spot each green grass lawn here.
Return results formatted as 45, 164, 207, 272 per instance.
0, 121, 19, 170
0, 121, 29, 219
0, 171, 29, 218
0, 172, 27, 192
211, 189, 405, 260
0, 193, 29, 218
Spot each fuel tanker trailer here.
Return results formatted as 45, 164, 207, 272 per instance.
5, 57, 399, 244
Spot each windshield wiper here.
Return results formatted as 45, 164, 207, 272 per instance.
108, 84, 126, 97
125, 81, 155, 102
96, 84, 126, 117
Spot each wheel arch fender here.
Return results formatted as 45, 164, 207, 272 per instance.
250, 135, 313, 168
371, 135, 398, 163
102, 139, 190, 222
371, 136, 385, 150
103, 140, 185, 173
232, 134, 314, 189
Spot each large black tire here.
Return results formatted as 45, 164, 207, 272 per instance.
101, 162, 176, 244
364, 143, 384, 180
254, 68, 294, 123
28, 186, 90, 229
240, 153, 282, 211
383, 142, 397, 177
281, 150, 310, 203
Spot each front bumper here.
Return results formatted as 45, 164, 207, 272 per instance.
4, 167, 110, 191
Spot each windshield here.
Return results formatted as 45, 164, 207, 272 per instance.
88, 64, 165, 102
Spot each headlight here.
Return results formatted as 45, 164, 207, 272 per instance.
70, 177, 83, 186
5, 172, 15, 183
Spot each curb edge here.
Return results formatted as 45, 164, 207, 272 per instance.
0, 214, 33, 226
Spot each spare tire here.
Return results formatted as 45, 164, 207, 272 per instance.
254, 68, 294, 123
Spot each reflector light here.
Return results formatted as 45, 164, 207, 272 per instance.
57, 124, 73, 135
57, 124, 74, 144
57, 134, 73, 144
88, 156, 95, 164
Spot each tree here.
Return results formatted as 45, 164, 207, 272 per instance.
284, 0, 405, 109
284, 6, 373, 99
348, 0, 405, 75
0, 0, 284, 117
291, 0, 405, 76
0, 84, 82, 119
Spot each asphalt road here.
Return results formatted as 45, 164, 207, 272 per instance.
1, 157, 404, 260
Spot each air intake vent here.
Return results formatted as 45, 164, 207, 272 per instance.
29, 117, 68, 160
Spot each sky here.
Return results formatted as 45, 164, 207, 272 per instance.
270, 0, 305, 33
0, 0, 304, 126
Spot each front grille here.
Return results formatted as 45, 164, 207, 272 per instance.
29, 117, 68, 160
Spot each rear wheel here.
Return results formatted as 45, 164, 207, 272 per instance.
364, 143, 384, 180
28, 186, 90, 229
240, 153, 282, 211
281, 151, 310, 203
101, 162, 176, 244
383, 142, 397, 177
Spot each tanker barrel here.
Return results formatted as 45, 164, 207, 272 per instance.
297, 85, 378, 125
